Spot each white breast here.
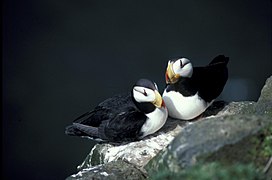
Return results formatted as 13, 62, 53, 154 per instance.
163, 90, 212, 120
140, 107, 168, 138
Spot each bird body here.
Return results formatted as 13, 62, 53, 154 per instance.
163, 91, 211, 120
65, 79, 168, 142
163, 55, 229, 120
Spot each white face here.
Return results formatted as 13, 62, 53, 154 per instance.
172, 58, 193, 78
133, 86, 156, 103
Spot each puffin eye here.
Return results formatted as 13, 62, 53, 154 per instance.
143, 89, 147, 96
180, 60, 183, 67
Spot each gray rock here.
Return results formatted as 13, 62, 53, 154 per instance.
256, 76, 272, 116
258, 76, 272, 104
215, 101, 256, 115
67, 160, 146, 180
146, 114, 271, 174
77, 118, 187, 170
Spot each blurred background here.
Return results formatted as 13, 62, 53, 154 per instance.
3, 0, 271, 179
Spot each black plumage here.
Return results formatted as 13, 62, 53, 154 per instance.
65, 79, 166, 143
65, 93, 146, 142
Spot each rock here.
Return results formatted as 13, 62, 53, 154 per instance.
145, 115, 271, 174
215, 101, 256, 115
258, 76, 272, 104
67, 76, 272, 179
67, 160, 146, 180
256, 76, 272, 116
151, 162, 265, 180
77, 118, 187, 170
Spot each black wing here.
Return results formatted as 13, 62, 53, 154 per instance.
74, 93, 133, 126
66, 123, 100, 138
192, 55, 228, 102
98, 108, 147, 142
66, 108, 146, 142
97, 93, 134, 109
65, 93, 135, 137
208, 55, 229, 66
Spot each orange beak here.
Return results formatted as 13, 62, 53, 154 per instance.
165, 61, 180, 84
165, 70, 170, 84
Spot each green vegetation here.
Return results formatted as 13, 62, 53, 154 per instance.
151, 162, 265, 180
261, 126, 272, 157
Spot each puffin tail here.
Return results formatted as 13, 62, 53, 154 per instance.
65, 124, 84, 136
65, 123, 99, 138
209, 55, 229, 66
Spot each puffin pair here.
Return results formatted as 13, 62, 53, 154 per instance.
65, 55, 228, 142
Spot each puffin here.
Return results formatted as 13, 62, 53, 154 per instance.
65, 79, 168, 142
162, 55, 229, 120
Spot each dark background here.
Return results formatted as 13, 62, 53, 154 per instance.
3, 0, 271, 179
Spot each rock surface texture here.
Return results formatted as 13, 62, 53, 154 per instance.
67, 76, 272, 180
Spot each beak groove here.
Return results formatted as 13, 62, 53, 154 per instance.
166, 62, 180, 84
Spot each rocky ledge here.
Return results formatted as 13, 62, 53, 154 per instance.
67, 76, 272, 180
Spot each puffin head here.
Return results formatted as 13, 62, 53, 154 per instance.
132, 79, 165, 113
165, 58, 193, 84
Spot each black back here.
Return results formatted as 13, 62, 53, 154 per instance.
65, 93, 147, 142
72, 93, 135, 127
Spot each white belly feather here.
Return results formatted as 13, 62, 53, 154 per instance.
163, 90, 212, 120
140, 107, 168, 138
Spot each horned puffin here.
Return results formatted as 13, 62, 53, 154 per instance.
163, 55, 229, 120
65, 79, 168, 142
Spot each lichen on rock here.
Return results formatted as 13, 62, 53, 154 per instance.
67, 160, 147, 180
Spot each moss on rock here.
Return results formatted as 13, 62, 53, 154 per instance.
151, 162, 265, 180
202, 123, 272, 170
